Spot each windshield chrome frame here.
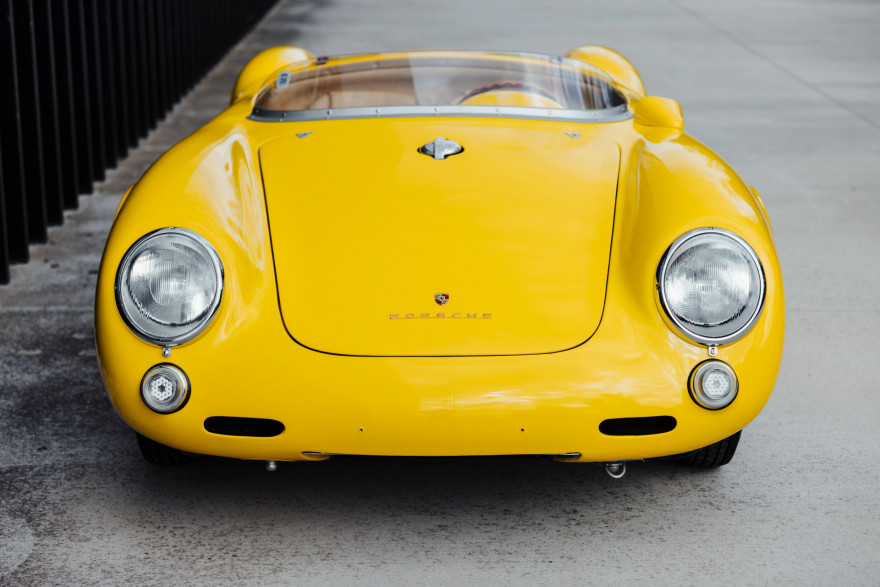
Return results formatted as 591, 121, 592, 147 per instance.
248, 103, 632, 124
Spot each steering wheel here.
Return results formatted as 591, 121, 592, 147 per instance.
458, 81, 564, 108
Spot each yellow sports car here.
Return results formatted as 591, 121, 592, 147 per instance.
96, 47, 783, 478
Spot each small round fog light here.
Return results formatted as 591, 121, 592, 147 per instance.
141, 364, 190, 413
690, 361, 738, 410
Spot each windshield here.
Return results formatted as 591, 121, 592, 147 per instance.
251, 51, 629, 123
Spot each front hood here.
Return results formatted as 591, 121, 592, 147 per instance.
260, 120, 620, 356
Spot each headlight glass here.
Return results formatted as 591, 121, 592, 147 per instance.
658, 228, 764, 345
116, 228, 223, 346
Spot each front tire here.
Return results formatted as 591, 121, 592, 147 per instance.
135, 432, 197, 465
679, 431, 741, 468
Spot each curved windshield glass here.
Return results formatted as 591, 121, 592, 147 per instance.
251, 51, 628, 123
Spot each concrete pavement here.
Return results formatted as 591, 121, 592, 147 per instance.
2, 0, 879, 583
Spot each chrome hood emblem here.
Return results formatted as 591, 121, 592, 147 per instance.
435, 293, 450, 306
419, 137, 463, 160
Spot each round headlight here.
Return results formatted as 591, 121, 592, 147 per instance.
116, 228, 223, 346
657, 228, 764, 345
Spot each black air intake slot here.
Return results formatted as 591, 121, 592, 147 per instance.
204, 417, 285, 437
599, 416, 676, 436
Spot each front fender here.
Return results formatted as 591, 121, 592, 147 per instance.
96, 114, 278, 419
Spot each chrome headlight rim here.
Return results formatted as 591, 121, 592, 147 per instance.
115, 227, 224, 347
657, 227, 765, 346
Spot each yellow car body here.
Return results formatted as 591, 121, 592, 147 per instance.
96, 48, 783, 466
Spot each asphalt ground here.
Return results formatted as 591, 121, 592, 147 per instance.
2, 0, 879, 584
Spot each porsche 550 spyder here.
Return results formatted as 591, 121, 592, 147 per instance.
96, 47, 783, 477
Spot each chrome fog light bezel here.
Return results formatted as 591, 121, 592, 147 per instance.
657, 227, 766, 346
115, 227, 224, 347
689, 360, 738, 410
141, 364, 191, 414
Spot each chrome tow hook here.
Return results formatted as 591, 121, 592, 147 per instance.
603, 461, 626, 479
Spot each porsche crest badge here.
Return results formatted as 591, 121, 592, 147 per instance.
434, 293, 450, 306
419, 137, 463, 160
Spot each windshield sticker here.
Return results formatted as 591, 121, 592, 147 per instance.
275, 71, 291, 89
